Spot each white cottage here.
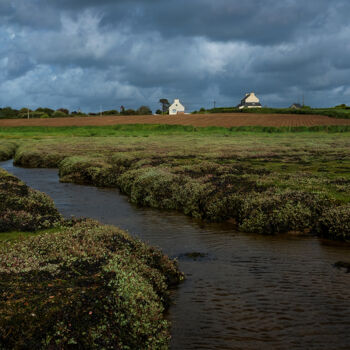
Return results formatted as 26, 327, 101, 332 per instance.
169, 99, 185, 115
237, 92, 262, 109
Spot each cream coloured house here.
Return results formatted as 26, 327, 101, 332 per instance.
237, 92, 262, 109
169, 99, 185, 115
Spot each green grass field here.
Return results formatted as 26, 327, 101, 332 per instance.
0, 124, 350, 138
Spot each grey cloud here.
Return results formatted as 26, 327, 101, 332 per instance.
5, 52, 35, 79
0, 0, 350, 111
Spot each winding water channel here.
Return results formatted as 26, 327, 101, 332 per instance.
1, 159, 350, 350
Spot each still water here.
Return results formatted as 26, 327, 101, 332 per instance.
1, 159, 349, 350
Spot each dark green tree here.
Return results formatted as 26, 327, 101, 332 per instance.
159, 99, 170, 115
137, 106, 152, 115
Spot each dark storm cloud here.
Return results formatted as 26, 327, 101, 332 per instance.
0, 0, 350, 111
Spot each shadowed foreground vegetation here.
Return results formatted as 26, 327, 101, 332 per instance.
1, 126, 349, 241
0, 168, 183, 349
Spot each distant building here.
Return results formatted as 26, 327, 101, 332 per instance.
169, 99, 185, 115
237, 92, 262, 109
290, 103, 302, 109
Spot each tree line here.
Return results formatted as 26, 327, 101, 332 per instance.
0, 105, 154, 119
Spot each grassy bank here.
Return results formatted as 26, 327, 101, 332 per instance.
0, 168, 183, 349
1, 128, 349, 240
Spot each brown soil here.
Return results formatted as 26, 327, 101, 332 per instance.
0, 113, 350, 128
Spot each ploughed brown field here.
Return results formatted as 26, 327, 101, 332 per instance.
1, 113, 350, 127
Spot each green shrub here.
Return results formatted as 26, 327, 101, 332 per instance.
0, 107, 19, 119
317, 205, 350, 240
0, 220, 183, 349
36, 107, 54, 116
53, 110, 69, 118
137, 106, 152, 115
110, 152, 139, 169
125, 168, 182, 209
238, 190, 332, 234
101, 109, 119, 115
0, 169, 61, 232
14, 147, 64, 168
59, 156, 118, 187
0, 142, 17, 161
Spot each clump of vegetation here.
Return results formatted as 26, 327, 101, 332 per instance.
318, 204, 350, 241
14, 145, 64, 168
0, 220, 183, 349
0, 168, 61, 232
238, 190, 331, 235
0, 141, 17, 161
59, 156, 118, 187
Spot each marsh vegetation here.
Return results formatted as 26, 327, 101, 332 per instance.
0, 167, 183, 349
1, 126, 349, 240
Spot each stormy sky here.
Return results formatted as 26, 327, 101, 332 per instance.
1, 0, 350, 112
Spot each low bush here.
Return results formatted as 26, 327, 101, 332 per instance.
238, 190, 332, 234
59, 156, 119, 187
126, 168, 182, 210
0, 220, 183, 349
52, 110, 69, 118
0, 141, 17, 161
0, 168, 61, 232
317, 204, 350, 241
14, 146, 64, 168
